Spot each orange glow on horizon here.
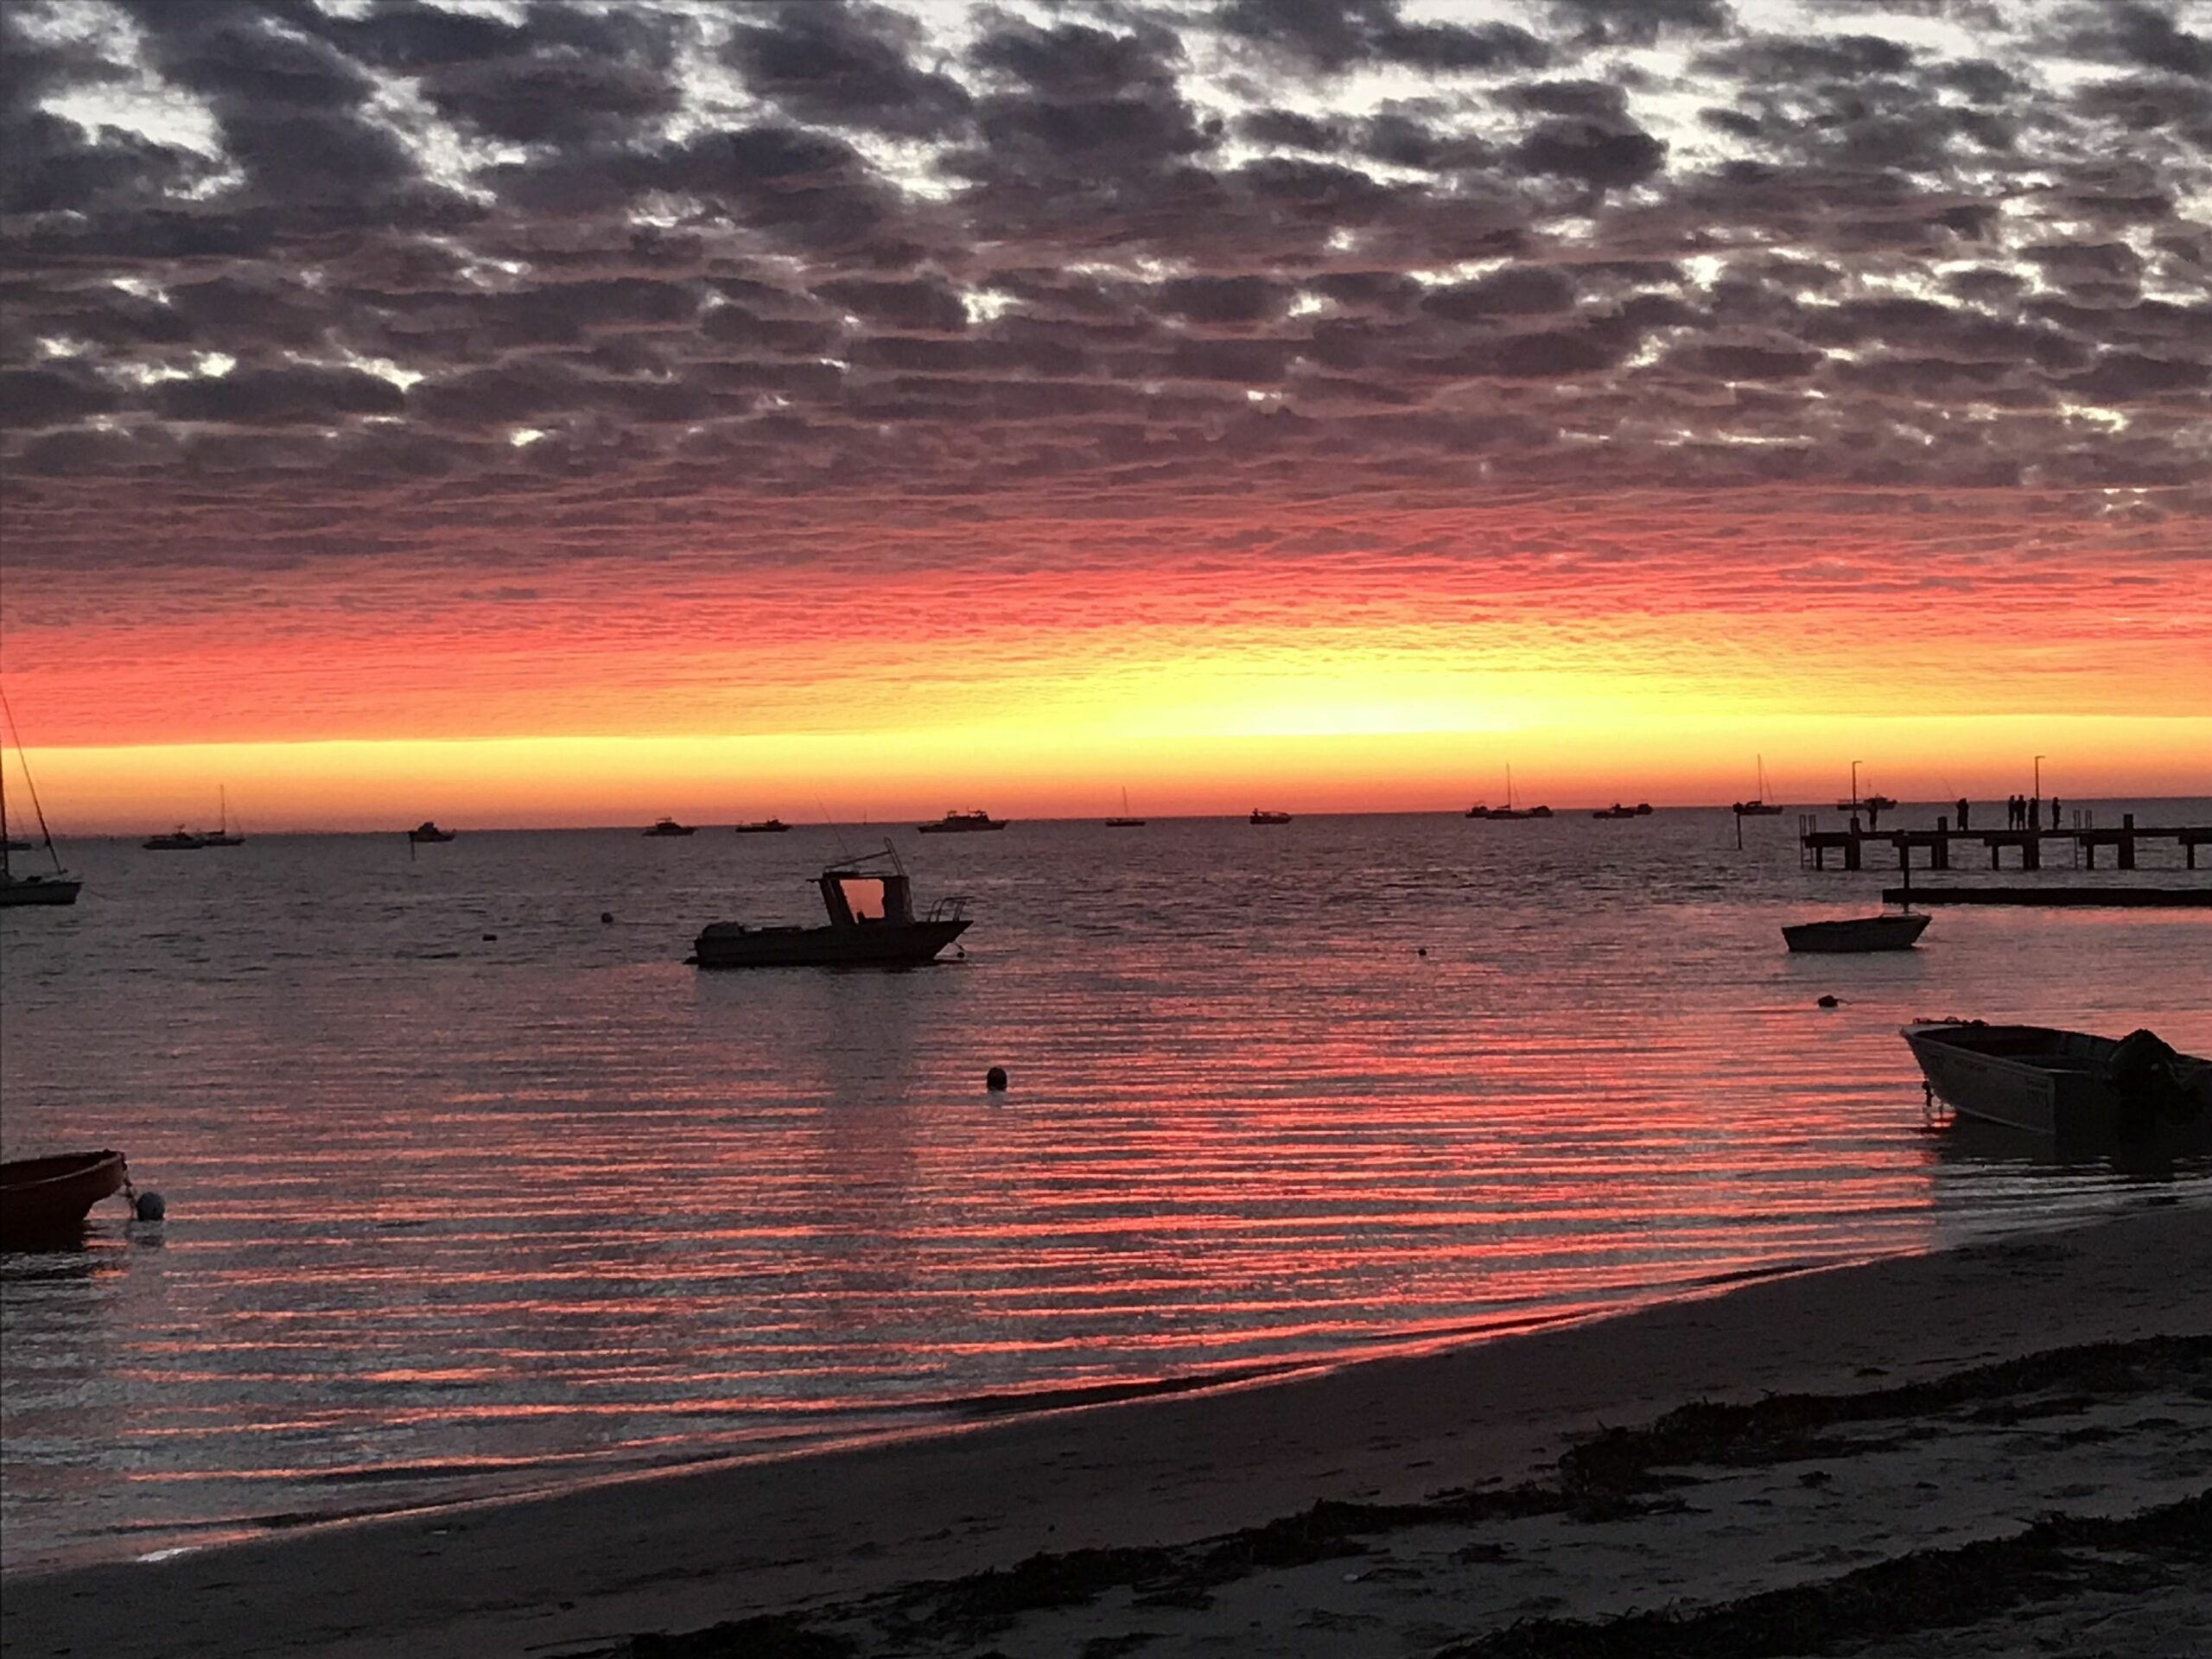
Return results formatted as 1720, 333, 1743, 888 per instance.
14, 715, 2209, 835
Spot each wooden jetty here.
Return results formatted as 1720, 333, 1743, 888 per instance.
1879, 886, 2211, 908
1800, 812, 2212, 874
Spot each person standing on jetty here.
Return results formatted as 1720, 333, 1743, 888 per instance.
2051, 797, 2063, 830
1957, 797, 1970, 831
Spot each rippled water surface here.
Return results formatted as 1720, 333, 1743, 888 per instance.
4, 805, 2209, 1570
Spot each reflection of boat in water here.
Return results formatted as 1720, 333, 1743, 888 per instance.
408, 822, 456, 843
2, 1150, 130, 1248
1249, 809, 1291, 825
734, 818, 791, 834
917, 809, 1006, 834
643, 817, 696, 837
690, 842, 969, 969
1, 695, 82, 907
144, 827, 205, 850
1903, 1020, 2211, 1138
1783, 913, 1930, 952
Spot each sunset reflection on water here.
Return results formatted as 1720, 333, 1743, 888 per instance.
3, 809, 2207, 1567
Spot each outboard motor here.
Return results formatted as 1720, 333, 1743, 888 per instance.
2099, 1028, 2186, 1133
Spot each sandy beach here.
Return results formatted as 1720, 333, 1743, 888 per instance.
7, 1203, 2208, 1659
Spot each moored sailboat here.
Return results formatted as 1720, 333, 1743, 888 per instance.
0, 690, 82, 907
198, 787, 244, 846
1733, 755, 1784, 816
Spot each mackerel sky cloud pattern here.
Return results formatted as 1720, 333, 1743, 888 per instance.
1, 0, 2208, 772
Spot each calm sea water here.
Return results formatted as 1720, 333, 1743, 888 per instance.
3, 804, 2209, 1571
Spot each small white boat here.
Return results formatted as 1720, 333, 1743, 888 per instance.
1783, 913, 1930, 952
1902, 1020, 2212, 1137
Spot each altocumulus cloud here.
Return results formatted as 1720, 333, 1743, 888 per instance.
0, 0, 2207, 675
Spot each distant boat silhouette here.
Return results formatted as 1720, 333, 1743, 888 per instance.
1249, 808, 1291, 825
643, 817, 696, 837
198, 786, 244, 847
917, 809, 1006, 834
408, 821, 455, 843
0, 690, 82, 906
1105, 787, 1145, 827
734, 817, 791, 834
144, 826, 206, 850
1476, 765, 1549, 820
1734, 755, 1785, 817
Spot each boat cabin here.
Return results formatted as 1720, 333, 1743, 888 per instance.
819, 863, 916, 926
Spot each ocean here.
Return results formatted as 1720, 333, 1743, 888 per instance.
3, 804, 2208, 1572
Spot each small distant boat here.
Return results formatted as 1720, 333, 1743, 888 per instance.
1783, 912, 1931, 952
1475, 766, 1548, 820
690, 842, 969, 969
643, 817, 696, 837
1592, 803, 1643, 819
144, 826, 206, 850
408, 821, 456, 843
1902, 1020, 2211, 1138
1733, 755, 1785, 816
1105, 787, 1145, 828
1835, 760, 1895, 814
198, 787, 244, 847
1, 694, 82, 906
1249, 808, 1291, 825
734, 817, 791, 834
917, 809, 1007, 834
1, 1150, 130, 1248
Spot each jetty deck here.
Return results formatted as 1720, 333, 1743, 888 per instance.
1798, 812, 2212, 873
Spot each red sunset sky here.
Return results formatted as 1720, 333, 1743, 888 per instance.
1, 0, 2207, 828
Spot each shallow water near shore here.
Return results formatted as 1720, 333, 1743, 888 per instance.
3, 804, 2209, 1572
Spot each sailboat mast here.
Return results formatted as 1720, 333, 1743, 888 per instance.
0, 685, 65, 872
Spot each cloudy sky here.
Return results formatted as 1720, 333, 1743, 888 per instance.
2, 0, 2207, 824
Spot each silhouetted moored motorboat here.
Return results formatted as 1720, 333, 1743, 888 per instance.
1783, 913, 1931, 952
1902, 1020, 2211, 1137
690, 842, 970, 969
917, 809, 1006, 833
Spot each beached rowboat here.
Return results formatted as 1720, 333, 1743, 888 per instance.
1, 1150, 130, 1248
1901, 1020, 2212, 1137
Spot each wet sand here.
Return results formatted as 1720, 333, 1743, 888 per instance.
5, 1203, 2208, 1658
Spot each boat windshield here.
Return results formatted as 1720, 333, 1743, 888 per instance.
832, 875, 888, 920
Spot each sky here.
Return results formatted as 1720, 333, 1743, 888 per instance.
1, 0, 2208, 830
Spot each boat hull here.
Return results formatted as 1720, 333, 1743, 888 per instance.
916, 822, 1005, 834
0, 874, 82, 907
690, 918, 970, 969
1902, 1022, 2211, 1137
1783, 914, 1930, 952
2, 1150, 128, 1247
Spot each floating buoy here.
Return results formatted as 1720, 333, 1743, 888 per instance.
1817, 994, 1840, 1008
601, 912, 613, 925
482, 933, 497, 941
134, 1190, 166, 1222
985, 1065, 1008, 1091
1416, 947, 1427, 957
